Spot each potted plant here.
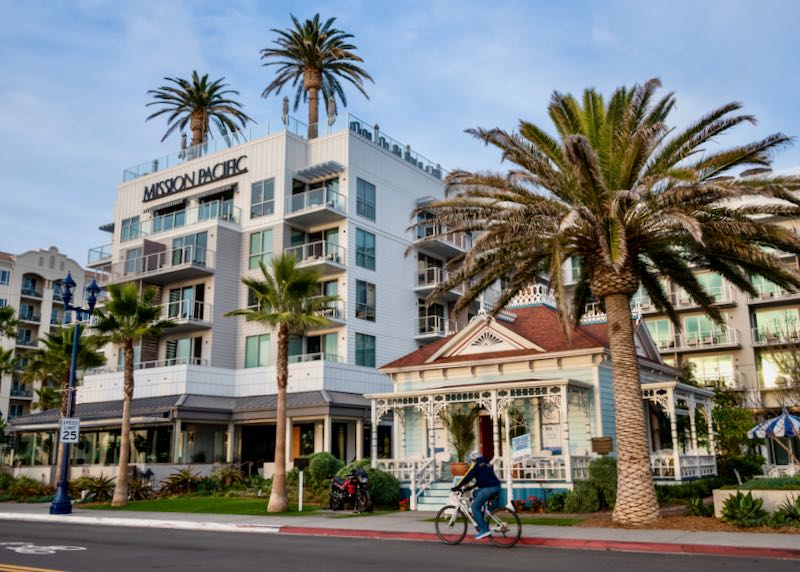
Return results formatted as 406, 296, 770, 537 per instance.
441, 406, 478, 476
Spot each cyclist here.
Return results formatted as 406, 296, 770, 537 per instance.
451, 450, 502, 540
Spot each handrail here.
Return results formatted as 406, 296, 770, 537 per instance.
285, 240, 345, 265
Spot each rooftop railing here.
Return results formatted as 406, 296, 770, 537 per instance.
88, 244, 113, 265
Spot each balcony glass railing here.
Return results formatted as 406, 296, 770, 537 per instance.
752, 326, 800, 345
316, 300, 345, 321
674, 284, 734, 308
288, 352, 341, 364
88, 244, 113, 264
675, 329, 740, 350
415, 224, 472, 251
20, 288, 42, 298
86, 357, 209, 375
18, 313, 41, 323
104, 245, 214, 283
16, 336, 37, 347
285, 241, 346, 265
163, 300, 213, 323
140, 202, 241, 236
10, 386, 33, 398
749, 282, 800, 302
286, 187, 346, 215
417, 315, 461, 336
417, 267, 450, 288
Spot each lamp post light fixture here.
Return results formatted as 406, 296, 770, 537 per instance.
49, 272, 101, 515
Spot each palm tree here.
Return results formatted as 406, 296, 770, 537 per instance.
225, 255, 336, 512
146, 71, 253, 146
415, 79, 800, 525
92, 283, 174, 506
32, 386, 61, 411
0, 306, 17, 338
261, 13, 373, 139
0, 347, 14, 377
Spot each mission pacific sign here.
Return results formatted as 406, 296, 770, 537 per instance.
142, 155, 248, 202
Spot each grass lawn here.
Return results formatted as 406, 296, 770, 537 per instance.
83, 496, 322, 516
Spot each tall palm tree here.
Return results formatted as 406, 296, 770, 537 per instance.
146, 71, 254, 146
32, 386, 62, 411
92, 283, 174, 506
0, 347, 14, 377
416, 79, 800, 525
225, 255, 336, 512
0, 306, 17, 338
261, 13, 372, 139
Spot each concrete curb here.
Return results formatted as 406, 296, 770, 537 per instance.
279, 526, 800, 560
0, 512, 280, 535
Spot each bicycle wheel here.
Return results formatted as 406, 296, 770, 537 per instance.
434, 505, 468, 545
488, 507, 521, 548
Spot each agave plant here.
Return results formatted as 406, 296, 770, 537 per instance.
127, 478, 155, 501
83, 475, 116, 503
683, 496, 713, 517
776, 494, 800, 525
213, 466, 244, 489
721, 491, 767, 527
159, 468, 201, 497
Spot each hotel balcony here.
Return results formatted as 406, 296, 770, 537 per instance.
140, 203, 241, 237
162, 300, 213, 334
694, 368, 747, 390
414, 267, 464, 302
748, 283, 800, 307
415, 315, 463, 343
414, 224, 472, 259
285, 187, 347, 227
751, 326, 800, 347
287, 352, 342, 364
285, 241, 346, 276
15, 336, 38, 349
18, 313, 41, 325
87, 243, 113, 268
673, 284, 736, 310
20, 288, 43, 300
308, 300, 346, 330
655, 329, 741, 353
10, 385, 33, 399
100, 246, 215, 286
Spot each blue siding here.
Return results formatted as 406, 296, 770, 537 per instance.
598, 364, 616, 448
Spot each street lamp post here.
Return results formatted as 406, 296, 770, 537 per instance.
49, 272, 101, 515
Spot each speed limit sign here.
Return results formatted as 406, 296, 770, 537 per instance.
60, 418, 80, 443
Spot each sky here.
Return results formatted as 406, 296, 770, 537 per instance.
1, 0, 799, 265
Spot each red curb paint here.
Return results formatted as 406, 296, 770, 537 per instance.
277, 526, 800, 560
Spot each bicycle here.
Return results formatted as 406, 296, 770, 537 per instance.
434, 487, 522, 548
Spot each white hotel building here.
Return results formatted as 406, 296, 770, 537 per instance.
7, 116, 482, 478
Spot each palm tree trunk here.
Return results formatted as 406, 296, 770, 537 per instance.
268, 323, 290, 512
604, 293, 661, 525
189, 110, 205, 147
304, 69, 322, 139
112, 340, 135, 507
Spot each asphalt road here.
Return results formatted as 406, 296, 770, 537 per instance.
0, 521, 797, 572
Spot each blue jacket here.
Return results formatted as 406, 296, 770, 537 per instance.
453, 455, 501, 490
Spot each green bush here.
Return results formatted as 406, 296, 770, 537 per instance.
716, 454, 765, 483
683, 496, 713, 517
0, 471, 14, 492
775, 494, 800, 525
160, 468, 202, 496
8, 476, 49, 501
128, 478, 154, 501
564, 480, 600, 513
726, 477, 800, 491
197, 476, 219, 494
82, 475, 115, 502
545, 492, 568, 513
307, 452, 344, 489
338, 460, 400, 508
721, 491, 767, 527
655, 476, 726, 506
212, 466, 244, 489
588, 457, 616, 510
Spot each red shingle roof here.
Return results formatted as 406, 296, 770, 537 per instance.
381, 305, 610, 370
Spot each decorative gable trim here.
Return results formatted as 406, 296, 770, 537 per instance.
425, 315, 544, 363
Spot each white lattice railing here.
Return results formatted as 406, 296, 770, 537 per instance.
650, 452, 716, 479
375, 458, 437, 481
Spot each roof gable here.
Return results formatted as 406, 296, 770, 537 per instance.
427, 315, 544, 363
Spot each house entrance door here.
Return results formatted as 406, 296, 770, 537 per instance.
479, 415, 494, 460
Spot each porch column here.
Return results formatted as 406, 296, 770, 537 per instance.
323, 415, 332, 453
173, 418, 182, 463
688, 396, 698, 451
644, 402, 654, 454
226, 422, 235, 464
667, 390, 680, 481
491, 391, 500, 459
705, 401, 717, 456
561, 386, 572, 482
503, 404, 513, 503
356, 417, 364, 460
370, 400, 378, 468
285, 417, 293, 468
396, 408, 407, 459
426, 415, 436, 460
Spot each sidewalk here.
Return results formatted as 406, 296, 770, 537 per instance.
1, 502, 799, 560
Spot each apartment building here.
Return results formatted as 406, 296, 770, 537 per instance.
7, 115, 480, 477
0, 247, 88, 421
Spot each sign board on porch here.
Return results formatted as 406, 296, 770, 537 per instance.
591, 437, 613, 455
541, 424, 562, 451
511, 433, 532, 462
59, 418, 80, 444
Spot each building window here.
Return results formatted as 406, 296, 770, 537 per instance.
355, 333, 376, 367
355, 280, 376, 321
686, 354, 734, 386
245, 334, 270, 368
645, 319, 673, 350
124, 247, 142, 275
251, 179, 275, 219
0, 269, 9, 285
0, 298, 6, 308
121, 216, 140, 242
249, 230, 273, 269
172, 232, 207, 266
355, 228, 375, 270
356, 178, 376, 221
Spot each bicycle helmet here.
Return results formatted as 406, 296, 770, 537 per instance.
469, 450, 481, 462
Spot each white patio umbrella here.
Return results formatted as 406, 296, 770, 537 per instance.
748, 410, 800, 464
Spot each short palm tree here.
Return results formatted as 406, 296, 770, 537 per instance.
225, 255, 337, 512
416, 79, 800, 525
261, 13, 372, 139
0, 306, 17, 338
92, 283, 175, 506
146, 70, 253, 146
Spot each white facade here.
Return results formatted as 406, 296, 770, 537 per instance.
0, 247, 88, 420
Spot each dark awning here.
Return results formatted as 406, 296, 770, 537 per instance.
193, 183, 237, 201
143, 197, 186, 214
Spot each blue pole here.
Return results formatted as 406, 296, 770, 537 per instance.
50, 312, 81, 515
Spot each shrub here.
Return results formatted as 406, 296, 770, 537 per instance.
721, 491, 767, 527
128, 478, 155, 501
588, 457, 616, 510
545, 492, 567, 513
8, 476, 48, 501
564, 480, 600, 513
82, 475, 115, 503
307, 452, 344, 490
775, 494, 800, 526
0, 471, 14, 492
716, 454, 765, 483
655, 476, 726, 506
212, 466, 244, 489
728, 477, 800, 491
337, 460, 400, 508
160, 468, 201, 496
683, 496, 713, 517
